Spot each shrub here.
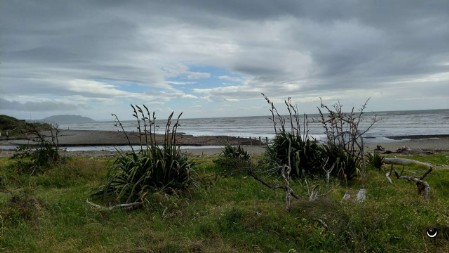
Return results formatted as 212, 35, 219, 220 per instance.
262, 94, 324, 179
317, 99, 377, 180
214, 144, 251, 174
92, 105, 193, 204
261, 94, 376, 181
366, 152, 384, 169
222, 144, 250, 160
266, 132, 323, 178
12, 123, 61, 175
321, 144, 358, 180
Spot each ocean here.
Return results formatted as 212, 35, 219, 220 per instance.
58, 109, 449, 144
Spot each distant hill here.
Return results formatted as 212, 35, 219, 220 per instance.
42, 115, 95, 124
0, 114, 26, 131
0, 114, 51, 135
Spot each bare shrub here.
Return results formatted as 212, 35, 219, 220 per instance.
12, 123, 61, 175
317, 99, 378, 181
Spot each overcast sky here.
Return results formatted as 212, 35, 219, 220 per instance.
1, 1, 449, 120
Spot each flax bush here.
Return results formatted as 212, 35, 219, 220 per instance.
262, 94, 376, 181
262, 94, 324, 178
92, 105, 193, 204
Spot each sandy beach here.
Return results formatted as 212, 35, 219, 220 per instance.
1, 129, 263, 146
0, 130, 265, 157
0, 130, 448, 157
365, 137, 449, 153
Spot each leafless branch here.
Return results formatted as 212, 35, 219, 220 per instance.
385, 164, 432, 199
248, 167, 300, 200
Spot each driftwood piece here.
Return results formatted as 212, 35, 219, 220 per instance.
356, 189, 367, 203
86, 199, 143, 211
248, 167, 300, 200
385, 165, 432, 199
383, 158, 432, 169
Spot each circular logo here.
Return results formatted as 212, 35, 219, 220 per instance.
426, 228, 438, 238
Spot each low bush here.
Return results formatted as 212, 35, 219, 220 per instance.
366, 152, 384, 169
94, 146, 192, 203
321, 144, 358, 180
214, 144, 251, 174
12, 124, 61, 175
266, 132, 323, 178
262, 94, 376, 181
92, 105, 193, 204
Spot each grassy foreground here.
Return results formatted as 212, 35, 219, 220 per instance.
1, 153, 449, 252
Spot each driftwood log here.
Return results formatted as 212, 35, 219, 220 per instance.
384, 158, 432, 199
86, 199, 142, 211
383, 158, 432, 168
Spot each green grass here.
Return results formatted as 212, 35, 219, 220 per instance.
1, 153, 449, 252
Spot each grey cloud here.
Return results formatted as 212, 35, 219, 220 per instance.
1, 0, 448, 117
0, 98, 78, 112
4, 1, 448, 83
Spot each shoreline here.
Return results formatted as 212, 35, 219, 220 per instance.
365, 137, 449, 153
0, 129, 264, 146
0, 130, 448, 157
386, 134, 449, 140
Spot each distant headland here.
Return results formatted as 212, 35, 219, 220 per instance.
41, 115, 95, 124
